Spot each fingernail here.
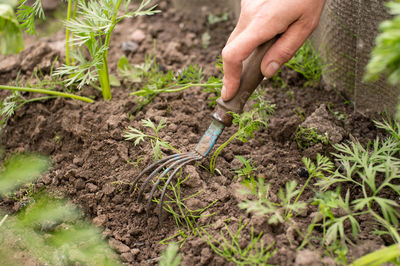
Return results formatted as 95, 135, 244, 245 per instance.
264, 61, 280, 78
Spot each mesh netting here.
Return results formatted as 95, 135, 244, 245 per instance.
312, 0, 398, 115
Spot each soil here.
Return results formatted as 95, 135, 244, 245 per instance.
0, 1, 390, 265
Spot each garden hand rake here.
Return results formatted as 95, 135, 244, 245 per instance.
131, 37, 278, 222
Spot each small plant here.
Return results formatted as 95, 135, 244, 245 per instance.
294, 126, 329, 150
350, 243, 400, 266
0, 2, 24, 55
207, 13, 228, 25
53, 0, 159, 100
159, 243, 182, 266
16, 0, 45, 35
201, 218, 275, 265
123, 118, 178, 160
122, 56, 222, 111
364, 0, 400, 86
233, 156, 257, 180
157, 173, 218, 247
285, 39, 325, 87
239, 178, 307, 225
210, 98, 275, 173
0, 153, 120, 265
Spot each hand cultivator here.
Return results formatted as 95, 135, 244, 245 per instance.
131, 37, 278, 222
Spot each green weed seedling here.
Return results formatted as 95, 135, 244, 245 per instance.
210, 96, 275, 173
285, 39, 326, 87
233, 156, 257, 181
0, 2, 24, 55
53, 0, 159, 100
238, 177, 307, 225
121, 54, 222, 111
159, 243, 182, 266
123, 118, 178, 160
207, 13, 229, 25
295, 126, 329, 150
201, 218, 275, 265
0, 153, 120, 265
157, 173, 218, 247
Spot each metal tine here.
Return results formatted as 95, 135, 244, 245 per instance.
145, 156, 193, 217
157, 157, 198, 224
130, 153, 181, 194
137, 153, 191, 202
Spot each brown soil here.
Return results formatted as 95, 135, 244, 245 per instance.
0, 1, 389, 265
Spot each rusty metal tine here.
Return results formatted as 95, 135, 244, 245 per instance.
158, 158, 198, 224
145, 156, 192, 217
130, 153, 181, 194
137, 153, 191, 202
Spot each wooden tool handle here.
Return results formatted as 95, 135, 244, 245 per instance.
213, 36, 278, 126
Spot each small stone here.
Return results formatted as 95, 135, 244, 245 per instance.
74, 179, 85, 190
295, 249, 321, 266
131, 248, 140, 256
121, 252, 134, 263
72, 156, 84, 166
41, 175, 52, 185
93, 214, 107, 227
109, 238, 130, 254
121, 41, 139, 54
103, 184, 115, 196
130, 29, 146, 43
297, 167, 309, 178
86, 183, 99, 193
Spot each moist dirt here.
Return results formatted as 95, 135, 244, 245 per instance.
0, 1, 389, 265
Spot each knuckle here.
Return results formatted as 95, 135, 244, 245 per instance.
277, 46, 294, 62
222, 47, 236, 64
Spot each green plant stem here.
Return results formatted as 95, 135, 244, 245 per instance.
288, 173, 314, 218
0, 85, 94, 103
99, 0, 122, 100
131, 83, 222, 96
351, 243, 400, 266
71, 0, 78, 65
210, 131, 239, 173
16, 96, 58, 109
65, 0, 73, 66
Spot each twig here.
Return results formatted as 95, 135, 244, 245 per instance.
0, 214, 9, 227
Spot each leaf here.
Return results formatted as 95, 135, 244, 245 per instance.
159, 243, 181, 266
109, 74, 121, 87
0, 154, 49, 195
201, 32, 210, 48
0, 3, 24, 55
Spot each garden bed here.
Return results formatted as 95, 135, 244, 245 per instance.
0, 1, 395, 265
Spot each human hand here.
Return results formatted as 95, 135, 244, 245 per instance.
221, 0, 326, 101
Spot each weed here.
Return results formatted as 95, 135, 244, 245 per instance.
239, 177, 307, 225
233, 156, 257, 181
16, 0, 44, 35
269, 69, 288, 89
0, 3, 24, 55
295, 126, 329, 150
327, 103, 346, 121
121, 55, 222, 111
364, 1, 400, 86
202, 31, 211, 48
159, 243, 182, 266
210, 98, 275, 173
123, 118, 178, 160
293, 107, 305, 121
0, 153, 120, 265
54, 0, 159, 100
201, 218, 275, 265
350, 243, 400, 266
285, 39, 325, 87
156, 173, 218, 247
207, 13, 228, 25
